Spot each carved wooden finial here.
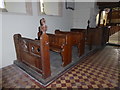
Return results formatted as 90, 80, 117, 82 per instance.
40, 18, 47, 33
87, 20, 90, 29
38, 18, 48, 40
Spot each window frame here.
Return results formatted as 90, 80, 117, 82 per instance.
0, 0, 33, 15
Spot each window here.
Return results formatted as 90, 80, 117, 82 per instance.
39, 0, 62, 16
0, 0, 5, 8
40, 0, 44, 14
0, 0, 32, 14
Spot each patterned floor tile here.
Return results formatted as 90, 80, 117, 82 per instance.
109, 31, 120, 45
47, 46, 119, 88
1, 46, 119, 88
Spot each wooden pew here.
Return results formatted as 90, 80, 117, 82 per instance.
87, 27, 110, 49
14, 32, 51, 79
71, 28, 105, 50
55, 30, 85, 56
87, 28, 102, 50
37, 31, 72, 67
71, 28, 87, 44
47, 33, 72, 67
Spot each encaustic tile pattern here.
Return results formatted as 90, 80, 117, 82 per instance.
1, 46, 119, 88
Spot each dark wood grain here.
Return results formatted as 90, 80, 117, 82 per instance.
55, 30, 85, 57
71, 28, 109, 50
47, 33, 72, 67
14, 32, 51, 79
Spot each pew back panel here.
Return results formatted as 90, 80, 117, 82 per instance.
20, 38, 42, 69
48, 34, 66, 51
55, 30, 81, 45
55, 30, 85, 56
47, 33, 72, 67
71, 28, 104, 50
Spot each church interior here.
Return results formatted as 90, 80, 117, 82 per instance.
0, 0, 120, 89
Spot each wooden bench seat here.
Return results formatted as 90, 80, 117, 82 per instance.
55, 30, 85, 56
47, 33, 72, 67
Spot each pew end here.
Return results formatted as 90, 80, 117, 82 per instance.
13, 33, 51, 79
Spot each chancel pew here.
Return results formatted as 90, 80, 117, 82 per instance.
37, 18, 72, 67
47, 33, 72, 67
71, 28, 106, 50
14, 32, 51, 79
86, 28, 102, 50
87, 27, 110, 49
38, 32, 72, 67
38, 32, 73, 67
71, 28, 93, 49
71, 28, 87, 44
55, 30, 85, 56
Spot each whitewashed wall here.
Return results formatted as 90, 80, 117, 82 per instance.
73, 2, 99, 29
1, 2, 73, 68
1, 1, 102, 68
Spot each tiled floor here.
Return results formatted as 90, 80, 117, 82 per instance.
109, 31, 120, 45
1, 46, 119, 88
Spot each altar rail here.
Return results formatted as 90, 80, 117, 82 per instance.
14, 33, 51, 79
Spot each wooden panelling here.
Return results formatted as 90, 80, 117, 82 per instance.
14, 33, 51, 79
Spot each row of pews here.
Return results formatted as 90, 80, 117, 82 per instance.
13, 18, 109, 79
14, 27, 109, 79
47, 30, 85, 67
13, 29, 85, 79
